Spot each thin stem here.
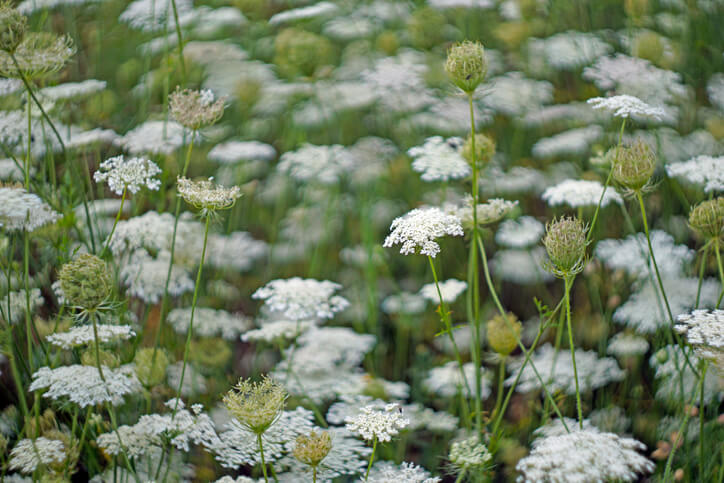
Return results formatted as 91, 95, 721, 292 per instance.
172, 213, 210, 415
588, 118, 626, 243
663, 369, 705, 481
257, 433, 269, 483
313, 465, 317, 483
699, 362, 708, 479
695, 244, 710, 308
564, 276, 583, 428
491, 357, 506, 422
714, 239, 723, 308
364, 436, 377, 481
169, 0, 187, 83
100, 187, 127, 257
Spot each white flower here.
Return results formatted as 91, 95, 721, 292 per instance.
666, 155, 724, 193
242, 319, 314, 343
114, 120, 193, 155
506, 343, 625, 394
0, 186, 60, 232
424, 361, 491, 399
93, 155, 162, 195
252, 277, 349, 321
29, 364, 141, 407
208, 141, 277, 164
1, 289, 43, 324
46, 324, 135, 349
269, 2, 338, 25
381, 292, 427, 315
345, 402, 409, 443
542, 179, 622, 208
531, 125, 603, 158
408, 136, 471, 182
483, 72, 553, 116
419, 279, 467, 303
607, 332, 650, 358
167, 307, 251, 340
167, 361, 207, 397
650, 345, 721, 406
120, 0, 193, 32
516, 428, 654, 482
496, 216, 544, 248
491, 247, 554, 285
449, 435, 492, 470
276, 326, 376, 373
277, 144, 354, 185
479, 166, 546, 195
587, 94, 666, 120
9, 437, 66, 474
383, 207, 464, 258
366, 461, 441, 483
120, 250, 194, 304
451, 197, 519, 226
675, 310, 724, 370
204, 231, 268, 272
38, 79, 106, 101
527, 31, 612, 71
177, 177, 241, 212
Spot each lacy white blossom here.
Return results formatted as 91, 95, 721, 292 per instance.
596, 230, 694, 279
39, 79, 106, 101
424, 361, 491, 399
242, 319, 313, 343
496, 216, 544, 248
367, 461, 441, 483
209, 140, 276, 164
47, 324, 135, 349
383, 207, 464, 258
675, 310, 724, 370
419, 278, 467, 303
168, 307, 252, 340
450, 197, 519, 226
1, 288, 43, 324
277, 144, 354, 185
449, 435, 492, 470
9, 437, 66, 474
115, 120, 193, 155
177, 177, 241, 212
479, 166, 546, 195
428, 0, 494, 8
587, 95, 666, 120
491, 247, 554, 284
93, 155, 161, 195
531, 126, 603, 158
120, 0, 193, 32
408, 136, 470, 182
516, 428, 654, 482
167, 361, 207, 397
483, 72, 553, 116
649, 345, 722, 406
276, 326, 376, 373
528, 31, 612, 71
204, 231, 268, 272
361, 51, 433, 114
607, 332, 650, 358
252, 277, 349, 321
269, 1, 338, 25
665, 155, 724, 193
29, 364, 141, 407
542, 179, 622, 208
506, 343, 624, 394
381, 292, 426, 315
345, 402, 409, 443
120, 250, 194, 304
0, 186, 61, 232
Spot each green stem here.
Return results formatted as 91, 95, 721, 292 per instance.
700, 362, 708, 479
100, 186, 127, 258
714, 239, 723, 308
364, 437, 377, 481
258, 433, 269, 483
169, 0, 187, 83
564, 276, 583, 428
663, 368, 705, 481
491, 357, 506, 422
695, 244, 710, 309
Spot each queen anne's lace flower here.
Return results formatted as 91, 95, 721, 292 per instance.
93, 155, 161, 195
277, 144, 354, 185
168, 307, 252, 340
29, 364, 141, 407
242, 319, 314, 343
46, 324, 135, 349
588, 94, 666, 120
607, 332, 650, 358
675, 310, 724, 371
367, 461, 441, 482
419, 278, 467, 303
449, 435, 492, 471
169, 87, 225, 130
542, 179, 622, 208
120, 250, 194, 304
177, 177, 241, 212
252, 277, 349, 321
408, 136, 470, 182
424, 361, 491, 399
1, 288, 43, 324
9, 437, 66, 474
383, 207, 463, 258
516, 428, 654, 482
496, 216, 544, 248
666, 155, 724, 193
0, 185, 60, 231
345, 402, 409, 443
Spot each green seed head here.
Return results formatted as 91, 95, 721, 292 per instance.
688, 197, 724, 241
445, 41, 488, 94
487, 312, 522, 356
613, 140, 656, 191
543, 216, 588, 275
293, 430, 332, 468
0, 2, 27, 53
58, 254, 112, 310
223, 375, 287, 435
80, 347, 119, 368
462, 133, 496, 167
134, 347, 170, 387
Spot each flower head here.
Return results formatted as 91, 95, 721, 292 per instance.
58, 254, 112, 310
675, 310, 724, 372
0, 2, 27, 53
448, 435, 492, 471
93, 155, 162, 195
587, 94, 665, 120
445, 40, 487, 93
688, 197, 724, 241
177, 177, 241, 213
9, 437, 66, 475
293, 430, 333, 468
223, 376, 287, 435
345, 402, 409, 443
542, 179, 622, 208
252, 277, 349, 321
0, 183, 60, 232
487, 312, 522, 356
169, 87, 225, 130
613, 139, 656, 192
0, 31, 74, 79
542, 216, 588, 276
383, 207, 464, 258
408, 136, 470, 182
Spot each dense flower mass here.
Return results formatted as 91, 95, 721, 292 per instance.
93, 155, 162, 195
252, 277, 349, 321
383, 207, 464, 257
177, 176, 242, 212
0, 184, 60, 231
345, 402, 410, 443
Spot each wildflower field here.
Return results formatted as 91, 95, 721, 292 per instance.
0, 0, 723, 481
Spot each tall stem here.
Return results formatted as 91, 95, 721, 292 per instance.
699, 362, 708, 479
364, 436, 377, 481
588, 118, 626, 242
714, 238, 723, 308
564, 276, 583, 428
169, 0, 187, 83
100, 187, 127, 257
172, 213, 210, 415
257, 433, 269, 483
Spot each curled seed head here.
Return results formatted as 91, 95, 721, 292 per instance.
462, 133, 496, 167
293, 430, 332, 468
445, 40, 488, 94
688, 197, 724, 241
487, 312, 522, 356
223, 375, 287, 435
613, 140, 656, 191
58, 254, 112, 310
542, 216, 588, 275
0, 2, 27, 53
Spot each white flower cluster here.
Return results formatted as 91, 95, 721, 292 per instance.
607, 332, 650, 358
665, 155, 723, 193
177, 177, 242, 212
120, 250, 194, 304
424, 361, 490, 399
1, 288, 43, 324
408, 136, 470, 182
9, 437, 66, 474
345, 402, 410, 443
114, 120, 193, 156
208, 140, 277, 164
448, 435, 492, 470
29, 364, 141, 407
542, 179, 622, 208
495, 216, 544, 248
483, 72, 554, 116
167, 361, 207, 397
204, 231, 268, 272
649, 345, 722, 406
93, 155, 162, 195
241, 318, 314, 343
119, 0, 193, 32
277, 144, 354, 184
451, 197, 519, 226
492, 247, 554, 285
367, 461, 441, 483
528, 31, 612, 71
46, 324, 135, 349
167, 307, 252, 340
588, 94, 666, 121
39, 79, 107, 101
516, 428, 654, 482
252, 277, 349, 321
506, 343, 624, 394
675, 310, 724, 369
419, 278, 467, 303
383, 207, 464, 258
531, 125, 603, 159
0, 186, 61, 232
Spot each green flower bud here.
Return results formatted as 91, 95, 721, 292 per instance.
293, 430, 332, 468
462, 133, 496, 167
134, 347, 170, 387
487, 312, 522, 356
445, 41, 488, 94
688, 197, 724, 240
190, 337, 232, 369
0, 2, 27, 53
58, 254, 112, 310
274, 28, 334, 78
81, 347, 119, 368
613, 140, 656, 191
543, 216, 588, 276
223, 375, 287, 435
